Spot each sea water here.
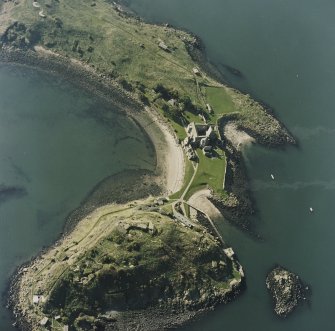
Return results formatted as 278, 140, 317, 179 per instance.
0, 64, 156, 329
129, 0, 335, 330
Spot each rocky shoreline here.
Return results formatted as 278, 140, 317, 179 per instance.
0, 45, 143, 117
7, 260, 244, 331
7, 199, 245, 331
266, 265, 310, 317
5, 170, 160, 330
0, 2, 294, 329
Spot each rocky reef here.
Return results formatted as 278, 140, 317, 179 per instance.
0, 184, 27, 205
266, 266, 309, 317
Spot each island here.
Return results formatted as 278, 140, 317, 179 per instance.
0, 0, 295, 330
266, 266, 309, 317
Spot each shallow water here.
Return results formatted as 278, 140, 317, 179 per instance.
0, 64, 155, 329
128, 0, 335, 330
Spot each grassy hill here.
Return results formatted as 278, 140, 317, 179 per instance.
14, 200, 243, 330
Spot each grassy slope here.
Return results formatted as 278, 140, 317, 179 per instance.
17, 200, 240, 328
1, 0, 291, 201
0, 0, 247, 197
186, 149, 227, 200
8, 0, 210, 103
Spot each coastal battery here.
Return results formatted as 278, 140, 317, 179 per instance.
10, 200, 244, 331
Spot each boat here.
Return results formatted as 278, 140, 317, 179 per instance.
270, 174, 275, 180
309, 207, 314, 213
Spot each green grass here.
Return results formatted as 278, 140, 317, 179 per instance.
168, 119, 187, 140
185, 149, 226, 200
184, 111, 202, 124
5, 0, 215, 108
170, 159, 195, 200
205, 86, 238, 121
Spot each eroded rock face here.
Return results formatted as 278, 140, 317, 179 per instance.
266, 266, 307, 317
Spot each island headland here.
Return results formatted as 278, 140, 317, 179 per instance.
0, 0, 296, 330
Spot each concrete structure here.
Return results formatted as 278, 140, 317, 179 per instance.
193, 67, 200, 75
158, 40, 169, 52
168, 98, 177, 106
224, 247, 235, 259
173, 209, 194, 228
203, 146, 213, 156
181, 137, 197, 160
33, 295, 39, 304
39, 317, 49, 327
33, 295, 45, 304
206, 103, 213, 114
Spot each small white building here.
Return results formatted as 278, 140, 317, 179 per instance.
224, 247, 235, 259
39, 317, 49, 327
192, 67, 200, 75
33, 295, 45, 304
158, 41, 169, 52
33, 295, 39, 304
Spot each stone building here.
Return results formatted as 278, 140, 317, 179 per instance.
181, 122, 218, 159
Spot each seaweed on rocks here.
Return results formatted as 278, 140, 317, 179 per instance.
266, 265, 311, 317
0, 184, 27, 205
64, 169, 161, 233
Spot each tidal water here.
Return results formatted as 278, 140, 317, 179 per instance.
128, 0, 335, 330
0, 64, 155, 329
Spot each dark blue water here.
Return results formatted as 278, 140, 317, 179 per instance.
0, 64, 155, 329
128, 1, 335, 330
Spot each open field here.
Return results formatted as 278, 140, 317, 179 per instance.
185, 149, 226, 200
205, 86, 237, 120
3, 0, 216, 106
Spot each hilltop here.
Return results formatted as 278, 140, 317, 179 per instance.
10, 199, 243, 330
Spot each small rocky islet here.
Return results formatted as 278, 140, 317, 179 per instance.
266, 266, 309, 317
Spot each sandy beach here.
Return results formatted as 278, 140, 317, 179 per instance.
1, 45, 186, 197
34, 46, 185, 195
141, 106, 185, 195
224, 123, 255, 150
188, 188, 222, 220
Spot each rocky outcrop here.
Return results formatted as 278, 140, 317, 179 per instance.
266, 266, 309, 317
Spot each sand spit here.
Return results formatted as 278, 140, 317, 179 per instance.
34, 46, 185, 195
0, 46, 184, 196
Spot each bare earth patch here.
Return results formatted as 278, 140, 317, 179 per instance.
224, 123, 255, 150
